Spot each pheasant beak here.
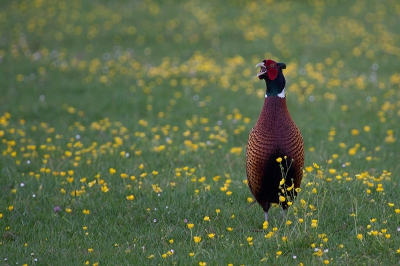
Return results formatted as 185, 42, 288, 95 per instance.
255, 62, 267, 78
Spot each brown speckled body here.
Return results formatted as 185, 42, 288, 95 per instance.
246, 96, 304, 214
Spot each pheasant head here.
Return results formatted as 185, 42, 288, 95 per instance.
255, 59, 287, 97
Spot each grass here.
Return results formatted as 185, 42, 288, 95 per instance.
1, 0, 400, 265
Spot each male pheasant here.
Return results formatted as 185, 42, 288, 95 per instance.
246, 59, 304, 221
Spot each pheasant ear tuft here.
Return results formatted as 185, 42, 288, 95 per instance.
277, 63, 286, 69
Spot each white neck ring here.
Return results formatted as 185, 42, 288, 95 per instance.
265, 88, 286, 98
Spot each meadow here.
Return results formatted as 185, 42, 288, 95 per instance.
1, 0, 400, 265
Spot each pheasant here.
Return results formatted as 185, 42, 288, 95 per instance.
246, 59, 304, 221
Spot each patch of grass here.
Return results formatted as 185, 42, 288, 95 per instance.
1, 0, 400, 265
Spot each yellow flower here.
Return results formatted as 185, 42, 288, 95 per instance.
314, 249, 323, 256
101, 185, 109, 193
264, 232, 273, 238
187, 223, 194, 229
140, 172, 147, 177
230, 147, 242, 155
120, 173, 128, 179
323, 260, 330, 264
109, 168, 116, 175
193, 236, 202, 243
279, 196, 286, 202
88, 248, 94, 252
263, 221, 268, 229
88, 180, 96, 187
65, 208, 72, 213
348, 148, 357, 155
0, 213, 2, 219
351, 129, 359, 135
246, 237, 253, 242
286, 220, 292, 226
208, 233, 215, 239
203, 216, 210, 221
357, 234, 363, 240
299, 218, 304, 223
247, 197, 254, 203
189, 252, 195, 257
126, 195, 135, 201
282, 236, 288, 242
83, 209, 90, 215
227, 227, 233, 232
395, 209, 400, 214
276, 157, 282, 163
311, 219, 318, 228
388, 203, 394, 207
8, 206, 13, 211
169, 239, 174, 243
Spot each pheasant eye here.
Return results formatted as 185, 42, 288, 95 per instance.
270, 64, 274, 67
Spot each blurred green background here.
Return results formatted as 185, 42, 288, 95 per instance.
1, 0, 400, 265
